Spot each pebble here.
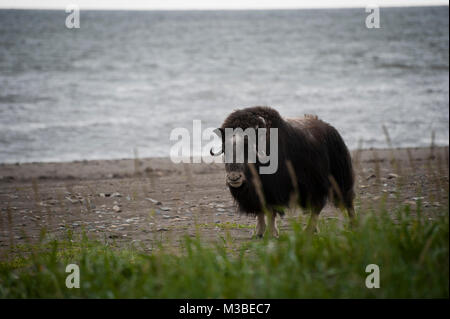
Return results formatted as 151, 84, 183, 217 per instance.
65, 196, 79, 204
388, 173, 399, 179
113, 205, 121, 212
146, 198, 162, 205
160, 207, 171, 211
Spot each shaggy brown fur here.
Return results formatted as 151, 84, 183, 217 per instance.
217, 106, 355, 224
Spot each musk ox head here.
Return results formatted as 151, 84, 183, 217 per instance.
210, 108, 276, 189
210, 127, 259, 189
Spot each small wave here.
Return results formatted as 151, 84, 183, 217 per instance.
430, 64, 449, 71
377, 63, 449, 71
378, 62, 415, 70
0, 118, 135, 133
0, 94, 54, 104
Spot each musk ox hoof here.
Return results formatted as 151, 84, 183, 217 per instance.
349, 218, 359, 229
252, 233, 264, 239
268, 229, 279, 239
304, 225, 319, 234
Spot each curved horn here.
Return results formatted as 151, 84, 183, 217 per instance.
213, 128, 223, 137
210, 147, 223, 156
257, 116, 266, 127
256, 147, 270, 163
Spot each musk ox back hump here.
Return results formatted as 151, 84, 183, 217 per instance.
286, 115, 354, 208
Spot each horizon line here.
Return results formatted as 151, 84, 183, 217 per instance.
0, 3, 448, 11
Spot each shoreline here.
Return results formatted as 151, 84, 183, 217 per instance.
0, 146, 447, 182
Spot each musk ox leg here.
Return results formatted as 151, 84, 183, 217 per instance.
347, 206, 355, 219
343, 188, 357, 226
305, 213, 319, 234
347, 206, 358, 227
305, 204, 323, 234
254, 213, 266, 238
267, 211, 279, 238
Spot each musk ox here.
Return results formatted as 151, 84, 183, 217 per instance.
211, 106, 355, 237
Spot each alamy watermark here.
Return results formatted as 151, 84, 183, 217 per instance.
365, 5, 380, 29
365, 264, 380, 288
65, 4, 80, 29
169, 120, 279, 174
65, 264, 80, 288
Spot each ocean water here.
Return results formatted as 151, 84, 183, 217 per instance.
0, 7, 448, 163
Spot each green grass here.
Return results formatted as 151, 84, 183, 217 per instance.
0, 204, 448, 298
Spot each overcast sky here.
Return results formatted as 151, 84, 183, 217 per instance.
0, 0, 448, 10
